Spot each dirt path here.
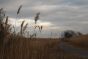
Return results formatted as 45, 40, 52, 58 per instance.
59, 41, 88, 58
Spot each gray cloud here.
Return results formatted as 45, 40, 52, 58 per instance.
0, 0, 88, 36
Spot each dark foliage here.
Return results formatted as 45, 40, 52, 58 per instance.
61, 30, 82, 39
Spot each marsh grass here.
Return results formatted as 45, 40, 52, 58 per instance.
0, 6, 88, 59
67, 35, 88, 49
0, 39, 84, 59
17, 5, 22, 15
34, 12, 40, 24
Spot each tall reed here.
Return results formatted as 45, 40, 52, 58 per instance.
20, 20, 25, 36
17, 5, 22, 15
34, 12, 40, 24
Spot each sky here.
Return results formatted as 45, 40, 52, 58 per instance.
0, 0, 88, 37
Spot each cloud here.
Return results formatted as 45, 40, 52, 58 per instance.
8, 17, 53, 28
0, 0, 88, 37
31, 5, 58, 12
63, 0, 88, 6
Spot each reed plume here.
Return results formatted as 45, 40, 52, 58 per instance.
34, 12, 40, 24
40, 26, 43, 32
17, 5, 22, 15
20, 20, 25, 36
21, 20, 25, 28
5, 16, 8, 25
0, 8, 3, 14
0, 8, 5, 22
41, 26, 43, 30
23, 23, 28, 32
38, 26, 43, 32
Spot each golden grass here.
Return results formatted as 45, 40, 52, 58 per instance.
67, 34, 88, 49
0, 38, 86, 59
0, 7, 88, 59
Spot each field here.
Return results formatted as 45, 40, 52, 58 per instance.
67, 34, 88, 49
0, 38, 88, 59
0, 7, 88, 59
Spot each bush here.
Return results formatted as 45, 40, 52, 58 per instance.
61, 30, 82, 39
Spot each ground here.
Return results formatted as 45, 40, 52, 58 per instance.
0, 36, 88, 59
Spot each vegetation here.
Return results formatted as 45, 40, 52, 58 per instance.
67, 34, 88, 49
0, 6, 88, 59
60, 30, 82, 39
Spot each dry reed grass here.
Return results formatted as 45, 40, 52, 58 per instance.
0, 38, 84, 59
34, 12, 40, 24
66, 34, 88, 49
17, 5, 22, 15
0, 6, 88, 59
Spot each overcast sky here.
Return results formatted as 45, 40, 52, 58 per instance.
0, 0, 88, 37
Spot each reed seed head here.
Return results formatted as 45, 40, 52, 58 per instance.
17, 5, 22, 15
34, 12, 40, 24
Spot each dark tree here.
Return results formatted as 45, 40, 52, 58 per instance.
61, 30, 82, 39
